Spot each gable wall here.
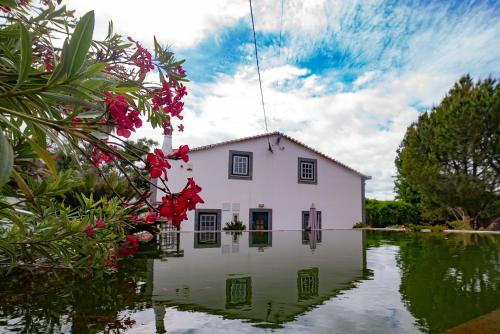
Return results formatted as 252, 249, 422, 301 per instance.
160, 134, 364, 230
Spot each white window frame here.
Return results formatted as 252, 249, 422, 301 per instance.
300, 161, 315, 180
298, 157, 317, 184
232, 155, 249, 176
228, 150, 253, 180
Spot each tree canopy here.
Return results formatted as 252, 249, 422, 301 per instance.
395, 75, 499, 228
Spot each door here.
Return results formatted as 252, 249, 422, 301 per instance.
254, 211, 269, 231
250, 210, 271, 230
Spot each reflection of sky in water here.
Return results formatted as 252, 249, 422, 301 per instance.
123, 246, 422, 334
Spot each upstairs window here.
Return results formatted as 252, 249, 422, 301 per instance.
233, 155, 249, 175
298, 158, 317, 184
229, 150, 253, 180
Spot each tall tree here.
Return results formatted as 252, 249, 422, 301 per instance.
395, 75, 499, 228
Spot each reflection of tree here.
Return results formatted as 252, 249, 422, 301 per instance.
397, 233, 500, 333
0, 258, 150, 333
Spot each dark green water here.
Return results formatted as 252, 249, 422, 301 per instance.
0, 230, 498, 333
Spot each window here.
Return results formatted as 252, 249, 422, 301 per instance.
199, 213, 217, 231
229, 150, 253, 180
302, 211, 322, 244
301, 211, 322, 230
233, 155, 249, 175
195, 209, 221, 248
298, 157, 317, 184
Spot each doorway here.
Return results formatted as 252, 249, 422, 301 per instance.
249, 209, 272, 230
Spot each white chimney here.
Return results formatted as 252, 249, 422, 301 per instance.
150, 127, 173, 205
161, 127, 173, 155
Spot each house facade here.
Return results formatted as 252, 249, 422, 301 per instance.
153, 132, 370, 231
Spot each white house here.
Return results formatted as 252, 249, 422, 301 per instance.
153, 131, 370, 231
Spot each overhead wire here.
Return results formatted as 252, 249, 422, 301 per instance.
248, 0, 273, 153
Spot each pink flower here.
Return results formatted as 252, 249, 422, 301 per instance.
168, 145, 189, 162
152, 80, 187, 120
95, 219, 105, 228
128, 37, 154, 75
175, 65, 186, 76
119, 235, 140, 256
104, 92, 142, 138
145, 211, 158, 223
146, 148, 171, 179
84, 225, 95, 237
137, 231, 154, 243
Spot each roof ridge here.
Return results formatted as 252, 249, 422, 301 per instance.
190, 132, 370, 179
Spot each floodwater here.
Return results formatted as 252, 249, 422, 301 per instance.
0, 230, 498, 333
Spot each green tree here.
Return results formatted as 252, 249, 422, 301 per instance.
395, 75, 500, 229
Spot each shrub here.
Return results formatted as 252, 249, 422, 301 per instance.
352, 222, 368, 228
223, 221, 246, 231
448, 220, 472, 230
366, 199, 420, 228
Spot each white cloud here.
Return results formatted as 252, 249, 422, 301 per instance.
61, 0, 499, 200
142, 64, 457, 200
64, 0, 248, 48
353, 71, 377, 88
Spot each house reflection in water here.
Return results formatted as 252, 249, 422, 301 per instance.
149, 230, 367, 330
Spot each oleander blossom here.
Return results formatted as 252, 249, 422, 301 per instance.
146, 148, 171, 179
84, 225, 95, 237
175, 65, 186, 76
128, 37, 154, 75
136, 231, 154, 243
104, 92, 142, 138
95, 219, 105, 228
168, 145, 189, 162
152, 80, 187, 120
91, 146, 118, 166
158, 177, 204, 227
42, 50, 54, 71
119, 235, 140, 256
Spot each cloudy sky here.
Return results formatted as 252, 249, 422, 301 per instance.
66, 0, 500, 199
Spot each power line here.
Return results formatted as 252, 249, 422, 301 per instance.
249, 0, 273, 153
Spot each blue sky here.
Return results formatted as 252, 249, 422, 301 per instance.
68, 0, 500, 199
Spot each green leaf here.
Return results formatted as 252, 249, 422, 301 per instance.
26, 138, 57, 177
80, 79, 104, 91
0, 131, 14, 187
112, 86, 139, 93
46, 5, 67, 20
16, 22, 32, 87
0, 239, 16, 269
41, 92, 98, 109
0, 0, 17, 7
83, 62, 106, 78
11, 170, 34, 203
48, 39, 69, 85
65, 10, 95, 78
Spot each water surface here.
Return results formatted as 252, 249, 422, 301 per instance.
0, 230, 498, 333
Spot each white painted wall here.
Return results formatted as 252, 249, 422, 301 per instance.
158, 134, 365, 230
